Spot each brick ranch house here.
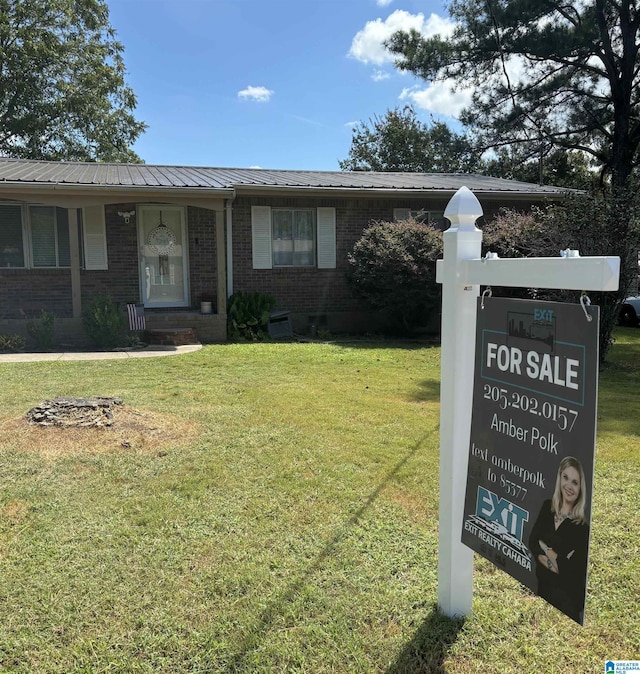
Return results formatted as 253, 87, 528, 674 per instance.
0, 158, 568, 345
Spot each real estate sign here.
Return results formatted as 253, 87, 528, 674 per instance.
461, 297, 599, 624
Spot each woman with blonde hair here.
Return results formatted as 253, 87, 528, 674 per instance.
529, 456, 590, 623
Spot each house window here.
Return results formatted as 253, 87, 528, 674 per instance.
0, 204, 71, 268
30, 206, 70, 267
272, 209, 315, 267
393, 208, 447, 230
251, 206, 336, 270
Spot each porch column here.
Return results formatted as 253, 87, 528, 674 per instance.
68, 208, 82, 318
216, 208, 227, 314
226, 199, 233, 297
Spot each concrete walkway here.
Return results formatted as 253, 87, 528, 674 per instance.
0, 343, 203, 363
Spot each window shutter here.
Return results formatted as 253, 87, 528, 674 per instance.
316, 207, 336, 269
251, 205, 272, 269
0, 205, 24, 267
82, 205, 108, 270
393, 208, 411, 222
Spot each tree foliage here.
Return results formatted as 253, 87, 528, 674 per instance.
484, 148, 595, 190
341, 105, 593, 189
347, 218, 443, 335
340, 106, 482, 173
387, 0, 640, 188
482, 192, 640, 360
387, 1, 640, 359
0, 0, 146, 161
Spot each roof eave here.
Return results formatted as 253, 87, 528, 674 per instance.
0, 181, 235, 208
0, 181, 234, 196
232, 184, 569, 199
0, 176, 573, 202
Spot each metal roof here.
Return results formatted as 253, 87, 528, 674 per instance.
0, 158, 568, 195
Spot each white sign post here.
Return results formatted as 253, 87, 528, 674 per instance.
435, 186, 620, 618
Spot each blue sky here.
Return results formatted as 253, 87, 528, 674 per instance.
107, 0, 465, 170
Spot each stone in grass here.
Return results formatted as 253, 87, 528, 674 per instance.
25, 396, 123, 428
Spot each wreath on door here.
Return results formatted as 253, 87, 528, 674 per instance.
147, 223, 176, 256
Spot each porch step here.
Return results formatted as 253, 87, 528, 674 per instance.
145, 327, 200, 346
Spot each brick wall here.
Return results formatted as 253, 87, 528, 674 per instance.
0, 268, 73, 318
230, 194, 545, 332
231, 195, 513, 317
81, 203, 218, 308
233, 195, 393, 316
0, 193, 541, 330
80, 203, 140, 306
186, 207, 218, 307
0, 203, 219, 319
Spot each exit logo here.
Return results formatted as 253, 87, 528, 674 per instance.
534, 308, 554, 323
476, 486, 529, 540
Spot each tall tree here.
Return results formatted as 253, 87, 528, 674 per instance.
386, 1, 640, 188
387, 1, 640, 360
340, 106, 482, 173
0, 0, 146, 161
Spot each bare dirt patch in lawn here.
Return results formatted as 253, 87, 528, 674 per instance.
0, 406, 200, 460
2, 498, 31, 525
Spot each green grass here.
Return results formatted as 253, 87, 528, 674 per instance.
0, 333, 639, 673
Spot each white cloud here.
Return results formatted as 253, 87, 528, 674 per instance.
376, 0, 394, 6
372, 69, 390, 82
399, 81, 473, 117
237, 85, 274, 103
348, 10, 455, 66
345, 120, 360, 127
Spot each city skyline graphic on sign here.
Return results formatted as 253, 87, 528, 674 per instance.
507, 311, 555, 353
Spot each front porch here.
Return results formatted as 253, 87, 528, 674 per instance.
0, 188, 230, 349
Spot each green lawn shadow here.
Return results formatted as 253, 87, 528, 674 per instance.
221, 432, 435, 673
385, 605, 466, 674
329, 338, 441, 351
410, 378, 441, 403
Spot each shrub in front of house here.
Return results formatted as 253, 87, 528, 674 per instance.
82, 293, 127, 349
347, 218, 443, 335
481, 207, 550, 260
227, 291, 276, 341
27, 310, 56, 351
0, 334, 25, 353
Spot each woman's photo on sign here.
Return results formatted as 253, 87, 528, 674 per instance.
529, 456, 590, 624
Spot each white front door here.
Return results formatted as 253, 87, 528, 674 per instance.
138, 205, 189, 307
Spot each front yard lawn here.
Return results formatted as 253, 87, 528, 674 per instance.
0, 334, 639, 673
